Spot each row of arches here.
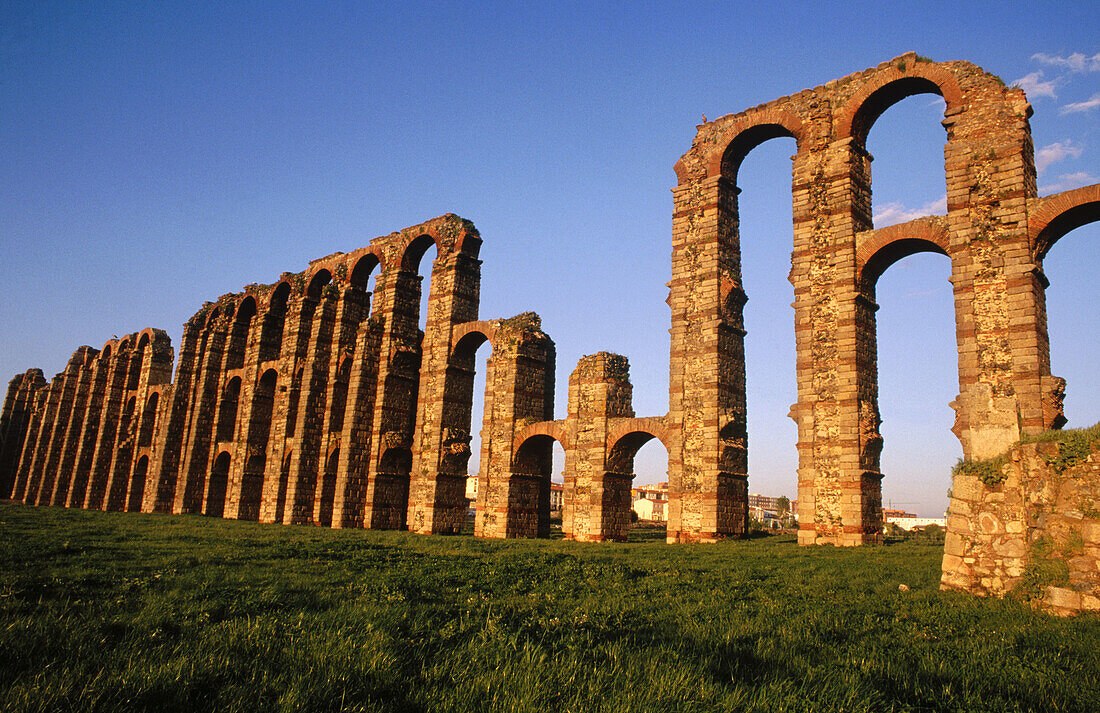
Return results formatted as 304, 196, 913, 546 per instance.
5, 330, 174, 516
672, 53, 1099, 544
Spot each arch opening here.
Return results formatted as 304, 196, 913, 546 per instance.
864, 92, 948, 230
405, 236, 439, 333
225, 297, 257, 370
611, 431, 669, 534
127, 456, 148, 512
733, 135, 799, 508
719, 123, 797, 186
376, 446, 412, 530
874, 251, 957, 518
216, 377, 242, 443
138, 392, 159, 448
509, 433, 564, 539
258, 282, 291, 362
318, 447, 340, 527
205, 451, 231, 518
1042, 221, 1100, 429
849, 76, 947, 148
306, 269, 332, 301
239, 368, 277, 521
1034, 196, 1100, 261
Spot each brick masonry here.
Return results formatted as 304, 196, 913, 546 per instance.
941, 438, 1100, 615
2, 55, 1098, 563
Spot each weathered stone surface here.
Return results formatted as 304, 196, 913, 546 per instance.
942, 438, 1100, 615
2, 54, 1097, 566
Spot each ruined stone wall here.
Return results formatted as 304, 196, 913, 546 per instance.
942, 432, 1100, 615
676, 52, 1097, 545
0, 370, 47, 499
4, 332, 174, 513
3, 55, 1097, 562
0, 214, 568, 539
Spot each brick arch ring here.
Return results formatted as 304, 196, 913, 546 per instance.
1029, 184, 1100, 261
835, 61, 966, 142
451, 321, 499, 356
701, 109, 806, 182
512, 420, 570, 456
856, 217, 951, 290
606, 416, 672, 455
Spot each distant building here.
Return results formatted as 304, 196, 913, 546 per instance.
633, 481, 668, 502
748, 493, 781, 511
550, 483, 563, 514
887, 515, 947, 531
633, 497, 667, 522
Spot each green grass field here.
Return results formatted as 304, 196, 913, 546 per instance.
1, 503, 1098, 712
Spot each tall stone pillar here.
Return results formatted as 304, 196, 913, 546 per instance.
944, 89, 1060, 459
473, 315, 555, 539
0, 369, 46, 499
50, 349, 98, 506
792, 133, 883, 546
668, 174, 749, 543
408, 249, 482, 535
564, 353, 635, 542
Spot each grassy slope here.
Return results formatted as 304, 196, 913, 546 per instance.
1, 504, 1098, 713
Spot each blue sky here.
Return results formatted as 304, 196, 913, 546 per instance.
1, 1, 1096, 516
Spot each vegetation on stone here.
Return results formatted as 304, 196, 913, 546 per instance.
2, 504, 1099, 713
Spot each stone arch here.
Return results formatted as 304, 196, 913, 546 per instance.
258, 281, 291, 362
451, 321, 498, 354
856, 217, 952, 293
267, 280, 293, 312
137, 392, 159, 448
606, 430, 663, 475
349, 251, 382, 290
215, 376, 242, 442
204, 306, 221, 329
835, 61, 965, 145
400, 233, 439, 273
206, 450, 231, 518
306, 268, 332, 300
1030, 184, 1100, 261
225, 296, 257, 370
511, 432, 562, 477
704, 110, 805, 182
127, 455, 148, 512
513, 420, 570, 455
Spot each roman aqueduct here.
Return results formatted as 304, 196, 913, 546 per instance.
2, 54, 1098, 605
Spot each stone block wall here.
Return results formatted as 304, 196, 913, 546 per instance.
676, 52, 1097, 544
3, 55, 1098, 567
942, 432, 1100, 615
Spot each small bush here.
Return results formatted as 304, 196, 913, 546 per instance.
953, 454, 1009, 486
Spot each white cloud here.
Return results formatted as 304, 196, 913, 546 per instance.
1039, 171, 1100, 195
1035, 141, 1083, 173
1032, 52, 1100, 73
1012, 71, 1057, 98
1061, 93, 1100, 114
873, 194, 947, 226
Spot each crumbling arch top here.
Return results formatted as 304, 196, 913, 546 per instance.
1030, 184, 1100, 261
857, 217, 952, 292
702, 111, 803, 183
835, 61, 965, 144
